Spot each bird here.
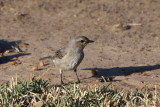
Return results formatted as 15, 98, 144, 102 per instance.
52, 36, 94, 84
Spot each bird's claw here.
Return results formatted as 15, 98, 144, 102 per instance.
76, 80, 80, 84
61, 81, 64, 85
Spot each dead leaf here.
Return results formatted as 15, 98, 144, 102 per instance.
32, 66, 38, 71
91, 70, 98, 76
11, 61, 17, 65
40, 61, 45, 67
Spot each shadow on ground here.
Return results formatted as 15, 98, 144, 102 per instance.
0, 39, 22, 50
54, 65, 160, 86
83, 64, 160, 77
0, 39, 30, 64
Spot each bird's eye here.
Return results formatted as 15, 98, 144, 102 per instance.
80, 40, 84, 43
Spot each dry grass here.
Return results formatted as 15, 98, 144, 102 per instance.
0, 76, 159, 107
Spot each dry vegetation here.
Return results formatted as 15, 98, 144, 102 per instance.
0, 0, 160, 106
0, 77, 159, 106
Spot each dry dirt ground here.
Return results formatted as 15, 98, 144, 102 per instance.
0, 0, 160, 92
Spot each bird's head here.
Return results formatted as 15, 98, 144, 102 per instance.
70, 36, 94, 50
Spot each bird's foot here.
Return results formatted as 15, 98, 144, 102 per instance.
76, 80, 80, 84
61, 81, 64, 85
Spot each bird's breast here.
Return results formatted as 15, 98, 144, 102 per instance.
53, 51, 84, 71
67, 51, 84, 70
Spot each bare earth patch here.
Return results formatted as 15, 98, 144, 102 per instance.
0, 0, 160, 92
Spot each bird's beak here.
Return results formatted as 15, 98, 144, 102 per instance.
87, 40, 94, 43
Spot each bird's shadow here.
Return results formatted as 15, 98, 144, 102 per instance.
83, 64, 160, 77
0, 39, 30, 63
54, 64, 160, 86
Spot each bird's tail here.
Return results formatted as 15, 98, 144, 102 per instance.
39, 56, 54, 60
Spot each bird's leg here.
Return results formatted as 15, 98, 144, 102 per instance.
74, 69, 80, 83
59, 69, 64, 85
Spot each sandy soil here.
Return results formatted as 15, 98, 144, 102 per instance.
0, 0, 160, 92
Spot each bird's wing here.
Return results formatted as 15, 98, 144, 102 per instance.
39, 56, 54, 60
54, 48, 66, 59
39, 48, 67, 60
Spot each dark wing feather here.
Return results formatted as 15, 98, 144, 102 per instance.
39, 56, 54, 60
39, 48, 66, 60
55, 48, 66, 59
